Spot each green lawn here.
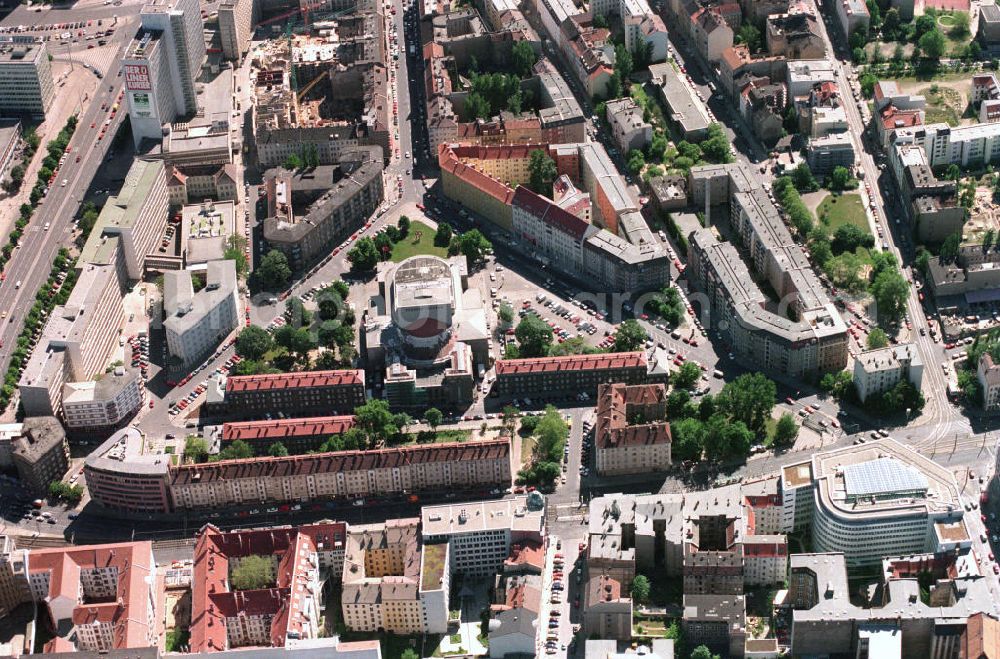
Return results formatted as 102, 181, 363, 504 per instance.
521, 434, 537, 465
816, 193, 868, 232
390, 220, 448, 262
165, 629, 190, 652
400, 429, 472, 445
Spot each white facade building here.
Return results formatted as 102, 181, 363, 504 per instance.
163, 259, 239, 367
852, 343, 923, 403
421, 496, 546, 577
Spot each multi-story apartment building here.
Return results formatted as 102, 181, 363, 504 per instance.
341, 519, 449, 634
164, 259, 240, 367
648, 62, 713, 141
263, 148, 385, 271
779, 439, 970, 566
590, 0, 667, 60
218, 415, 357, 454
493, 351, 662, 397
3, 541, 158, 653
218, 0, 255, 61
421, 495, 546, 577
605, 97, 653, 156
852, 343, 923, 403
126, 0, 206, 145
165, 163, 240, 207
583, 575, 632, 640
171, 439, 511, 510
789, 551, 996, 657
806, 133, 854, 175
686, 163, 848, 378
444, 142, 668, 290
10, 416, 70, 495
85, 427, 513, 514
0, 536, 29, 617
20, 160, 167, 418
190, 522, 349, 652
978, 353, 1000, 411
594, 382, 671, 476
0, 37, 54, 116
215, 369, 366, 418
62, 367, 143, 431
833, 0, 869, 39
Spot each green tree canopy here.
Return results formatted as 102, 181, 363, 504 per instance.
347, 237, 380, 271
631, 574, 651, 603
459, 229, 492, 263
515, 314, 554, 357
867, 327, 889, 349
717, 373, 776, 433
423, 407, 443, 429
773, 413, 799, 445
255, 250, 291, 291
673, 361, 701, 390
229, 554, 276, 590
613, 319, 647, 352
236, 325, 273, 361
268, 442, 289, 457
528, 149, 558, 196
512, 40, 538, 77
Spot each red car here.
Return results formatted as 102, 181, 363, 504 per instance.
148, 400, 154, 408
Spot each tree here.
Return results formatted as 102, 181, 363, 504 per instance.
216, 440, 255, 461
949, 10, 970, 36
592, 12, 608, 28
268, 442, 289, 457
736, 23, 762, 52
774, 413, 799, 445
892, 43, 906, 63
673, 361, 701, 390
434, 222, 453, 247
867, 327, 890, 349
717, 373, 776, 433
690, 645, 720, 659
792, 163, 819, 192
528, 149, 558, 196
285, 298, 313, 327
820, 370, 854, 399
460, 229, 492, 263
424, 407, 443, 430
284, 153, 303, 170
859, 72, 879, 98
627, 149, 645, 175
255, 250, 292, 291
512, 40, 538, 77
534, 406, 569, 462
831, 224, 875, 254
347, 237, 380, 271
940, 232, 961, 263
883, 7, 901, 38
184, 436, 209, 463
354, 399, 397, 447
606, 72, 623, 100
401, 650, 420, 659
516, 314, 554, 357
633, 37, 654, 68
918, 29, 946, 59
829, 166, 857, 191
614, 43, 634, 79
671, 417, 705, 461
631, 575, 651, 603
945, 164, 962, 181
223, 234, 249, 277
229, 555, 276, 590
870, 267, 909, 325
498, 301, 514, 326
236, 326, 272, 361
397, 215, 411, 237
701, 124, 733, 163
613, 319, 647, 352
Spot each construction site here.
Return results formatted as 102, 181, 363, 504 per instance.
251, 0, 391, 167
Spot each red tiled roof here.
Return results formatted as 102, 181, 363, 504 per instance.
28, 542, 154, 652
439, 146, 517, 204
171, 439, 510, 485
495, 351, 647, 376
594, 382, 671, 450
226, 369, 364, 393
880, 105, 923, 130
221, 415, 356, 442
512, 186, 591, 241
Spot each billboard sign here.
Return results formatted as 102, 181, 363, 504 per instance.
124, 64, 151, 91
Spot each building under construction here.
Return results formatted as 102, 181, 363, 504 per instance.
252, 0, 390, 166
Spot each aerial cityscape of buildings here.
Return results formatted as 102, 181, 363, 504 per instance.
0, 0, 1000, 654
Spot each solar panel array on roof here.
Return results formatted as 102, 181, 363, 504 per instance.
843, 458, 929, 498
